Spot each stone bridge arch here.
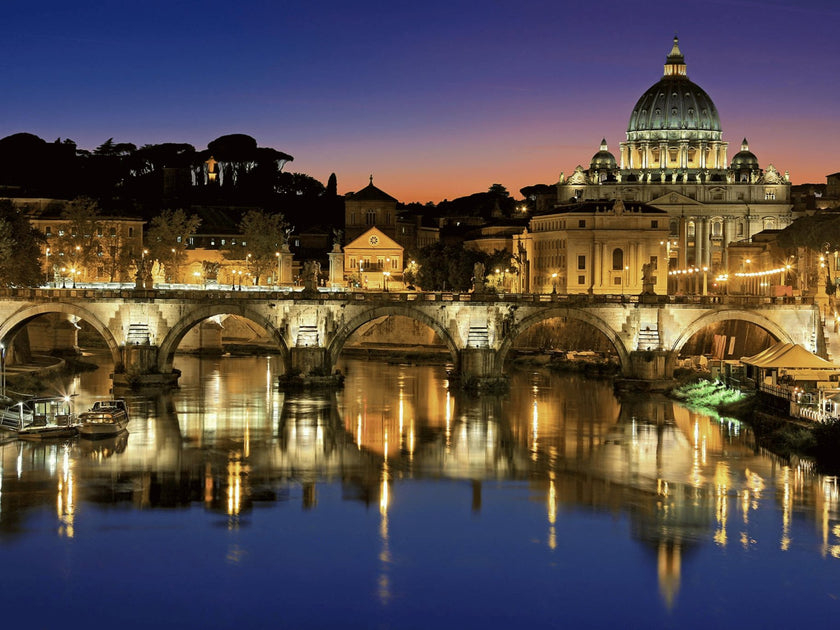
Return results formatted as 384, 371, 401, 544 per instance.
0, 302, 122, 367
327, 305, 459, 369
496, 306, 632, 374
158, 303, 290, 374
669, 309, 795, 354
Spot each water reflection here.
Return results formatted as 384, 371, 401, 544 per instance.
0, 355, 838, 615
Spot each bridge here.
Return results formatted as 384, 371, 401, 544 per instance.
0, 287, 825, 388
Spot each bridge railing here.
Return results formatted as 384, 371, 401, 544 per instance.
0, 287, 816, 307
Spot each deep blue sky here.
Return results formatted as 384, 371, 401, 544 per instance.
2, 0, 838, 201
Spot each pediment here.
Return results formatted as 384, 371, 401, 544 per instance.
344, 227, 403, 251
647, 191, 703, 206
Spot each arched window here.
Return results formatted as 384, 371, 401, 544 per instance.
612, 248, 624, 270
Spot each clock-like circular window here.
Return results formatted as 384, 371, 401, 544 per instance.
368, 235, 379, 246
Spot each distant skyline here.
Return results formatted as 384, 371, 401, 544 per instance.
2, 0, 838, 203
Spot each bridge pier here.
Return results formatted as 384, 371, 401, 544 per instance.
112, 344, 180, 390
616, 350, 678, 392
455, 348, 508, 391
290, 347, 329, 376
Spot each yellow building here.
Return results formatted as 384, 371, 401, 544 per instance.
343, 227, 403, 290
516, 199, 669, 295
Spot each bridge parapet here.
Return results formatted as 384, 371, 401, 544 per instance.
0, 289, 824, 390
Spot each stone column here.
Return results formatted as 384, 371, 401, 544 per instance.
278, 250, 294, 284
694, 218, 702, 268
328, 248, 344, 287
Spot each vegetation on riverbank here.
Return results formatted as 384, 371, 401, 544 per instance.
670, 376, 840, 474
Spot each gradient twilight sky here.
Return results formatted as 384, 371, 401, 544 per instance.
2, 0, 838, 203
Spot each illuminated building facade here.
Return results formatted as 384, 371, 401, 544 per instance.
552, 38, 793, 280
516, 199, 669, 294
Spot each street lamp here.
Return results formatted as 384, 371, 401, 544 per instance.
71, 267, 77, 289
551, 272, 557, 294
61, 267, 66, 289
0, 342, 5, 396
45, 247, 51, 286
745, 258, 752, 295
275, 251, 281, 287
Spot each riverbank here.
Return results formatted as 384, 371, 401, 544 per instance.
669, 377, 840, 474
3, 353, 98, 396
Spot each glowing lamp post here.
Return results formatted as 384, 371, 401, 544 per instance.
551, 272, 557, 294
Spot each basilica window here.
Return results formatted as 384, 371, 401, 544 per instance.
765, 189, 776, 200
578, 220, 586, 228
577, 255, 586, 270
366, 210, 376, 225
612, 248, 624, 270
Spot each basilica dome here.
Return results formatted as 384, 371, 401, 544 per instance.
626, 37, 722, 141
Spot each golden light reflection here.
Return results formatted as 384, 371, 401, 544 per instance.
57, 447, 75, 538
781, 466, 792, 551
227, 457, 243, 519
741, 489, 751, 524
657, 542, 681, 610
547, 477, 557, 551
531, 400, 539, 461
378, 463, 392, 605
713, 462, 729, 547
445, 391, 452, 450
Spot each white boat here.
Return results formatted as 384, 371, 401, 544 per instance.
78, 399, 130, 438
14, 397, 79, 440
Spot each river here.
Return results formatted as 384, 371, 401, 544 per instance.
0, 354, 837, 628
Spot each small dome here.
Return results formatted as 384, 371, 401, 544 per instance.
730, 138, 759, 170
589, 139, 617, 170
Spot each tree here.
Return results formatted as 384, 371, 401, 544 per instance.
234, 209, 290, 285
146, 209, 201, 283
49, 197, 106, 283
777, 212, 840, 252
0, 200, 45, 287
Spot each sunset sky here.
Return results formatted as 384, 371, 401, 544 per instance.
2, 0, 838, 203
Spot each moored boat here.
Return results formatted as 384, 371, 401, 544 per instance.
78, 399, 130, 438
15, 396, 80, 440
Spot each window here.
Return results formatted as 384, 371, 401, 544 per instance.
391, 258, 398, 269
651, 220, 658, 228
578, 275, 585, 284
109, 227, 116, 237
577, 255, 586, 270
366, 210, 376, 225
614, 277, 622, 285
128, 227, 134, 237
765, 189, 776, 200
612, 248, 624, 270
45, 226, 52, 236
578, 220, 586, 228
